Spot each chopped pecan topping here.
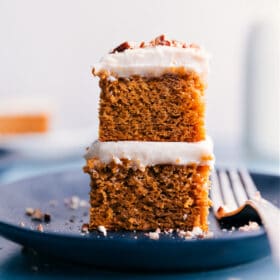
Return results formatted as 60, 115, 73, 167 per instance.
153, 34, 171, 46
111, 42, 131, 53
109, 35, 200, 54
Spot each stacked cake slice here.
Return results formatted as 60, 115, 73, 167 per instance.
84, 35, 214, 232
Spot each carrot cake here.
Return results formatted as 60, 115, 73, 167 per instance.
84, 35, 214, 232
0, 98, 50, 135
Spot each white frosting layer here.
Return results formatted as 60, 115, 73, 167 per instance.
93, 46, 209, 79
85, 137, 214, 169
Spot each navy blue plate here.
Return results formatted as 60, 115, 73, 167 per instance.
0, 170, 278, 271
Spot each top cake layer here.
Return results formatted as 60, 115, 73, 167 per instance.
93, 35, 209, 142
93, 35, 209, 80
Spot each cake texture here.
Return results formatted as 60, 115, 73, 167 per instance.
85, 35, 214, 233
98, 72, 205, 142
84, 160, 211, 231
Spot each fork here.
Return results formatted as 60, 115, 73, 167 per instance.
210, 168, 280, 267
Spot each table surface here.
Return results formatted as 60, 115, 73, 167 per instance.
0, 157, 279, 280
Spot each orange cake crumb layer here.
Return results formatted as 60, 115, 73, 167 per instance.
0, 115, 49, 134
84, 159, 211, 231
98, 71, 206, 142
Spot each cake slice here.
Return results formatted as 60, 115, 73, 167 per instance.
0, 97, 50, 135
94, 36, 208, 142
84, 35, 214, 232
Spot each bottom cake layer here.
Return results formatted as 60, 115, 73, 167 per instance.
84, 159, 211, 232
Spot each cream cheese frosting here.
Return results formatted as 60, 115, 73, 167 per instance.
0, 97, 52, 116
85, 137, 214, 170
92, 46, 209, 80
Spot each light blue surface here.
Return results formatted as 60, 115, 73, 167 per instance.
0, 158, 279, 279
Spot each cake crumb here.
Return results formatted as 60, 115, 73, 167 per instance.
97, 225, 107, 236
164, 228, 174, 234
178, 230, 186, 238
19, 221, 25, 227
79, 200, 89, 208
69, 196, 80, 209
192, 226, 203, 236
145, 231, 160, 240
178, 226, 212, 239
37, 224, 44, 232
239, 221, 260, 232
155, 228, 161, 234
184, 231, 194, 239
64, 196, 89, 209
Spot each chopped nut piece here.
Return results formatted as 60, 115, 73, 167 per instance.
25, 208, 34, 216
31, 209, 44, 221
111, 42, 130, 53
81, 223, 89, 233
108, 35, 197, 54
44, 213, 51, 223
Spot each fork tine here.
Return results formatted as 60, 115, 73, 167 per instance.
228, 169, 248, 206
210, 169, 224, 213
239, 169, 259, 199
219, 169, 238, 211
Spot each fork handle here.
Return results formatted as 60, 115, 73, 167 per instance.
247, 198, 280, 267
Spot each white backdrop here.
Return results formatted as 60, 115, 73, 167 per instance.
0, 0, 278, 153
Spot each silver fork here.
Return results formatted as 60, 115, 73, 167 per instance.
211, 168, 280, 267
